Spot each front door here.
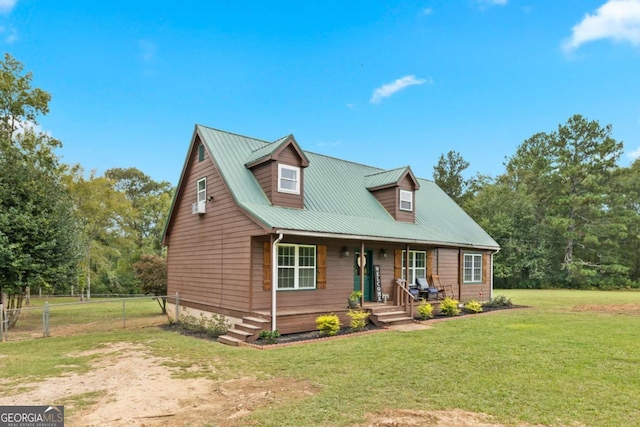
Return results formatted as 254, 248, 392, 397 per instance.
353, 250, 374, 301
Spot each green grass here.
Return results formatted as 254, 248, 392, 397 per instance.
1, 289, 639, 426
4, 297, 166, 340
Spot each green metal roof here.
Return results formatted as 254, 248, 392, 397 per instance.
197, 125, 499, 250
245, 134, 290, 165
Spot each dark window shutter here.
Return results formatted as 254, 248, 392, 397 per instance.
317, 245, 327, 289
394, 249, 403, 280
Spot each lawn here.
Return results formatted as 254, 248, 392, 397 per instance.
1, 289, 639, 426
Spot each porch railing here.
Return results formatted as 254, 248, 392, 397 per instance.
394, 279, 415, 319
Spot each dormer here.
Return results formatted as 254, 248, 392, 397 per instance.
245, 135, 310, 209
366, 166, 420, 222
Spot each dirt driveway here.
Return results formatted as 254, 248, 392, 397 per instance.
0, 341, 546, 427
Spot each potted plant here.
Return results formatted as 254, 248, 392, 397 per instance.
348, 290, 363, 308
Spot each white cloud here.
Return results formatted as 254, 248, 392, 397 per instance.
0, 0, 16, 13
138, 39, 157, 62
628, 146, 640, 159
370, 75, 430, 105
5, 27, 17, 43
422, 7, 433, 15
563, 0, 640, 52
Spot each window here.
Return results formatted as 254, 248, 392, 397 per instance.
399, 189, 413, 211
277, 244, 316, 290
198, 144, 205, 162
197, 177, 206, 203
401, 250, 426, 285
278, 164, 300, 195
463, 253, 483, 283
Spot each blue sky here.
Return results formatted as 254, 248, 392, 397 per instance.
2, 0, 640, 185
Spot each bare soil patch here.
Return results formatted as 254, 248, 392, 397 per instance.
0, 318, 549, 427
357, 409, 548, 427
572, 303, 640, 314
0, 342, 317, 427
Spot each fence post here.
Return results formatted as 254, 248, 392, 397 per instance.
175, 292, 179, 322
122, 299, 126, 328
0, 303, 4, 342
42, 302, 50, 337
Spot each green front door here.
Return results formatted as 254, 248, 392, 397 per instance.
353, 250, 374, 301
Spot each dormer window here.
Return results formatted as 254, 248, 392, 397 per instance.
278, 164, 300, 195
399, 189, 413, 211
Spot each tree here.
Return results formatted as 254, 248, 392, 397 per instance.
64, 166, 130, 298
104, 167, 173, 254
0, 54, 80, 313
433, 150, 471, 205
133, 254, 167, 313
0, 53, 51, 141
505, 114, 623, 287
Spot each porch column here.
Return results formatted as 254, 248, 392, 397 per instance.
404, 243, 410, 285
359, 241, 365, 308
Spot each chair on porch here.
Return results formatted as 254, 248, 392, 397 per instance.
416, 277, 443, 300
431, 274, 454, 299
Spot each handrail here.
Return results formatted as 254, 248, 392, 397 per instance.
394, 279, 415, 319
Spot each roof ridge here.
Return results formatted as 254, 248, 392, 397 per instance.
364, 165, 410, 177
196, 124, 270, 144
302, 149, 386, 172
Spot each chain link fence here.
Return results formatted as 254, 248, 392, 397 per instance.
0, 295, 173, 342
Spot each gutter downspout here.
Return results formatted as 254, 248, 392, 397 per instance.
272, 233, 284, 331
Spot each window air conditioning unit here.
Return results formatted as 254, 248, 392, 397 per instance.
192, 201, 206, 215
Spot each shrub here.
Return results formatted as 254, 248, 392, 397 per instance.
179, 312, 230, 338
346, 309, 370, 331
439, 297, 461, 316
464, 299, 483, 314
259, 329, 280, 344
483, 294, 513, 309
316, 313, 341, 336
417, 300, 434, 320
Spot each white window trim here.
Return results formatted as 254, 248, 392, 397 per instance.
197, 177, 207, 203
399, 189, 413, 212
277, 244, 316, 290
278, 164, 300, 195
463, 253, 483, 283
401, 250, 427, 285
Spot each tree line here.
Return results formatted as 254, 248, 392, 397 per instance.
0, 54, 172, 310
434, 115, 639, 289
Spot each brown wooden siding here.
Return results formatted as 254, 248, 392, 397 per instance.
251, 238, 399, 311
371, 187, 397, 219
270, 161, 304, 209
252, 161, 273, 201
396, 177, 416, 223
459, 251, 492, 303
275, 145, 304, 166
431, 248, 460, 299
166, 133, 264, 314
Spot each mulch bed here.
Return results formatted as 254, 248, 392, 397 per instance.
161, 305, 524, 348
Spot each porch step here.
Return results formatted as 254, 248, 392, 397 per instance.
218, 335, 243, 347
218, 315, 270, 346
368, 309, 414, 327
227, 328, 253, 341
